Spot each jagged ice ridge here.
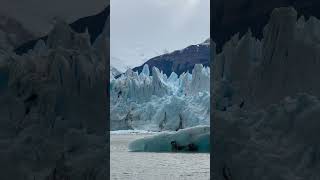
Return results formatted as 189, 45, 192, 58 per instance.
110, 64, 210, 131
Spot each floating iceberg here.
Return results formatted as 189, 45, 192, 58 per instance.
128, 126, 210, 153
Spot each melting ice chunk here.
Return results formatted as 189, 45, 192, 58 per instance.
128, 126, 210, 153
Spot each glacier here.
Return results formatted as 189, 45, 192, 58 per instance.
110, 64, 210, 131
212, 7, 320, 180
128, 125, 210, 152
0, 16, 109, 179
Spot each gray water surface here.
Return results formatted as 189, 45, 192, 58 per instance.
110, 133, 210, 180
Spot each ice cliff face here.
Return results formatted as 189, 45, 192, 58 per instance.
213, 7, 320, 111
212, 0, 320, 52
111, 64, 210, 131
214, 94, 320, 179
213, 7, 320, 179
14, 6, 110, 55
0, 14, 108, 180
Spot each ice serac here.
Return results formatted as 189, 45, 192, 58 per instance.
0, 14, 108, 180
14, 6, 110, 55
110, 66, 121, 80
151, 66, 169, 97
141, 64, 150, 76
213, 7, 320, 110
213, 7, 320, 180
129, 126, 210, 152
111, 64, 210, 131
212, 0, 320, 52
189, 64, 210, 95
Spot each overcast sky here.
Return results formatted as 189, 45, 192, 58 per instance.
111, 0, 210, 72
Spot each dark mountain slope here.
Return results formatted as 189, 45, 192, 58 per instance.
132, 39, 210, 76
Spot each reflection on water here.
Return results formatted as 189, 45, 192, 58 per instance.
110, 133, 210, 180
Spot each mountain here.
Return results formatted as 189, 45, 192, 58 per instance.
213, 7, 320, 179
212, 0, 320, 52
132, 39, 210, 76
14, 6, 109, 55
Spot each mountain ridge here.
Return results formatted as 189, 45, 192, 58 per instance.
132, 39, 210, 76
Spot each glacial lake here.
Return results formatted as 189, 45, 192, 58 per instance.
110, 132, 210, 180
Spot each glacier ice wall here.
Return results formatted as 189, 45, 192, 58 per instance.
110, 64, 210, 131
213, 7, 320, 180
0, 18, 108, 179
213, 7, 320, 111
